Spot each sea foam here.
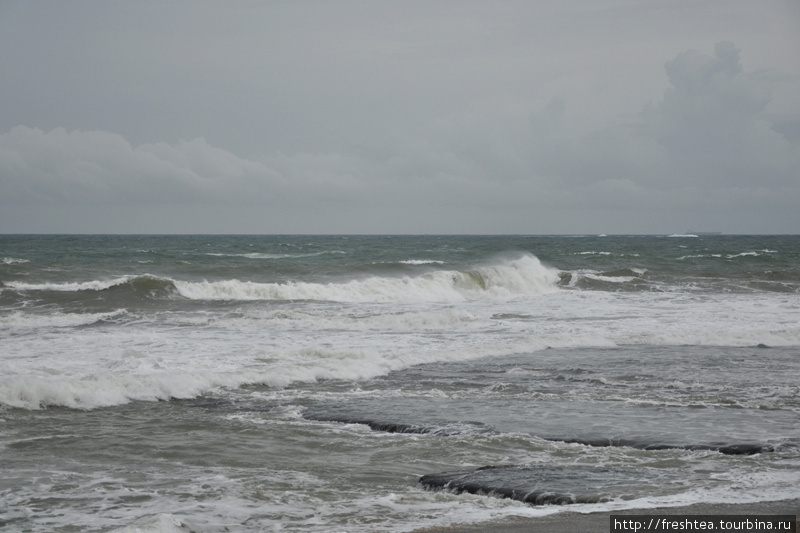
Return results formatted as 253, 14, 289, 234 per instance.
2, 257, 29, 265
174, 255, 560, 302
3, 255, 559, 303
0, 309, 127, 329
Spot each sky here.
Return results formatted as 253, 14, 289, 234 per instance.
1, 1, 799, 234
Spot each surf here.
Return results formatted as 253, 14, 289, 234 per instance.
173, 254, 561, 302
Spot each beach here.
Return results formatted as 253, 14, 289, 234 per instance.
415, 500, 800, 533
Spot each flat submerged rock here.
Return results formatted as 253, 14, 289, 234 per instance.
303, 405, 776, 456
555, 438, 772, 455
419, 465, 659, 506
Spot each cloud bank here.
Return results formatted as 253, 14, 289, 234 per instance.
1, 41, 798, 234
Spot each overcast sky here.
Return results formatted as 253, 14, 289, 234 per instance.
1, 1, 799, 234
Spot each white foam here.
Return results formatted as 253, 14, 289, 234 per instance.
0, 309, 127, 329
3, 259, 799, 411
205, 251, 341, 259
1, 255, 556, 302
2, 257, 29, 264
398, 259, 445, 265
174, 255, 560, 302
110, 514, 190, 533
677, 254, 723, 260
0, 371, 228, 410
7, 276, 136, 292
579, 272, 636, 283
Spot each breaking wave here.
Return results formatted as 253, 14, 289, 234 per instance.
0, 370, 242, 410
205, 251, 343, 259
5, 255, 559, 303
398, 259, 445, 265
174, 255, 559, 302
3, 257, 29, 265
0, 309, 128, 329
557, 267, 649, 290
5, 275, 178, 303
6, 274, 171, 294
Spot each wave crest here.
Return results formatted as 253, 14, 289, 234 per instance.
174, 255, 560, 302
2, 257, 30, 265
7, 274, 174, 294
3, 255, 560, 303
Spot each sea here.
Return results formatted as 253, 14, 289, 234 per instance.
1, 234, 799, 532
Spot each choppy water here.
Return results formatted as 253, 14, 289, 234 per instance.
1, 234, 799, 532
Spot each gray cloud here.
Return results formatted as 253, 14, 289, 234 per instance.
640, 42, 794, 188
0, 2, 798, 234
0, 127, 284, 206
530, 98, 566, 138
522, 41, 800, 231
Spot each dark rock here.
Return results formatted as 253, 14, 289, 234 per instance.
419, 464, 643, 506
304, 414, 491, 436
554, 438, 771, 455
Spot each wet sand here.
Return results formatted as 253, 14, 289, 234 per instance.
414, 499, 800, 533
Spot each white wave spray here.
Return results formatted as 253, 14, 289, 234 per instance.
174, 255, 561, 302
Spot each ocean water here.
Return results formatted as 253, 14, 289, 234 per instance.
1, 234, 799, 532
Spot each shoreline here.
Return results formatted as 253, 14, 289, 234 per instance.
413, 499, 800, 533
